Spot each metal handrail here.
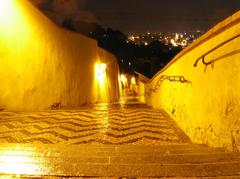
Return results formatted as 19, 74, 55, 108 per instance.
146, 75, 191, 95
194, 34, 240, 67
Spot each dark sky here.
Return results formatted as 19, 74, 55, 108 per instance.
33, 0, 240, 33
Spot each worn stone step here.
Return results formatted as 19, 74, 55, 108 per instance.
115, 144, 209, 151
0, 146, 228, 161
149, 177, 240, 179
0, 143, 224, 152
110, 152, 240, 164
0, 152, 239, 165
3, 176, 240, 179
114, 145, 225, 153
1, 175, 240, 179
54, 162, 240, 177
2, 161, 238, 177
0, 148, 227, 158
62, 146, 225, 155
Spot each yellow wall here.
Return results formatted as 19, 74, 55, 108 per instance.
145, 11, 240, 151
94, 48, 121, 103
0, 0, 120, 110
138, 81, 146, 103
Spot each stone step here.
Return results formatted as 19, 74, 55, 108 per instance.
0, 144, 225, 155
0, 145, 228, 163
52, 150, 228, 159
3, 161, 238, 177
0, 144, 239, 178
0, 153, 240, 165
155, 177, 240, 179
1, 152, 239, 165
110, 152, 240, 164
0, 148, 227, 158
114, 145, 224, 153
4, 176, 240, 179
62, 162, 239, 177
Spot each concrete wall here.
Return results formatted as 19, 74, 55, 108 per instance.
0, 0, 120, 110
145, 11, 240, 151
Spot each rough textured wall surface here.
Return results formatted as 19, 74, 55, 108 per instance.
145, 11, 240, 151
0, 0, 119, 110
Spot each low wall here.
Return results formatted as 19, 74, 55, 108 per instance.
146, 11, 240, 151
0, 0, 120, 110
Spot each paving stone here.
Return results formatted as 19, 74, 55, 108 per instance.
0, 106, 190, 145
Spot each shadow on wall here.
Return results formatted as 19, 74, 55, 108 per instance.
145, 11, 240, 152
0, 0, 120, 110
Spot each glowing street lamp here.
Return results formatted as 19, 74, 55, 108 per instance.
131, 76, 136, 85
0, 0, 14, 19
120, 74, 127, 84
95, 63, 106, 83
0, 0, 23, 29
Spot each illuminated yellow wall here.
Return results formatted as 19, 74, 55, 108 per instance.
138, 81, 146, 103
0, 0, 119, 110
93, 48, 120, 103
146, 11, 240, 151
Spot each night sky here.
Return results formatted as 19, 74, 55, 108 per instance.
33, 0, 240, 33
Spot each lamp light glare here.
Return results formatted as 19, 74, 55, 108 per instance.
95, 63, 106, 82
120, 74, 127, 84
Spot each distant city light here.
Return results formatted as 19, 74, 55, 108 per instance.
129, 35, 135, 41
170, 39, 178, 47
175, 33, 179, 40
126, 31, 202, 47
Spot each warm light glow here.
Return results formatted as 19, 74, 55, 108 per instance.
0, 0, 27, 37
0, 0, 15, 22
95, 63, 106, 83
120, 74, 127, 84
175, 33, 179, 40
0, 147, 41, 175
129, 35, 135, 41
181, 40, 187, 47
94, 62, 108, 102
131, 77, 136, 85
0, 0, 32, 47
170, 39, 178, 47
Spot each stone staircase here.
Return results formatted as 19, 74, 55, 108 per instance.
0, 96, 240, 178
0, 143, 240, 178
